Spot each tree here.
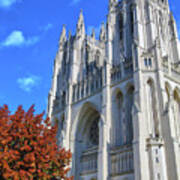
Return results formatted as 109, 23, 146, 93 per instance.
0, 105, 73, 180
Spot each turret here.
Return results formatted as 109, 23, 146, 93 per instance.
91, 28, 96, 40
99, 23, 106, 42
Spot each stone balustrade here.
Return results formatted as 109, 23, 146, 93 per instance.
162, 59, 180, 80
110, 146, 134, 176
80, 148, 98, 175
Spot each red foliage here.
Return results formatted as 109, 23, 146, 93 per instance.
0, 105, 73, 180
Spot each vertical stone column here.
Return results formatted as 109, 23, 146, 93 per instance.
98, 61, 111, 180
132, 46, 151, 180
162, 95, 180, 180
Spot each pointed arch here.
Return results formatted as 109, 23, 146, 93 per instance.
119, 12, 124, 41
112, 89, 124, 146
125, 84, 134, 144
95, 50, 101, 67
70, 102, 101, 179
173, 88, 180, 138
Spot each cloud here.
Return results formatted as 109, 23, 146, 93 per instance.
39, 23, 53, 33
43, 23, 53, 32
0, 0, 20, 8
70, 0, 81, 5
17, 75, 41, 92
1, 30, 39, 48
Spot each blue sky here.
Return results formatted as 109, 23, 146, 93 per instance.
0, 0, 179, 114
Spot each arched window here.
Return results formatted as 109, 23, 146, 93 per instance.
144, 58, 148, 67
126, 86, 134, 144
147, 80, 159, 138
89, 118, 99, 146
61, 91, 66, 107
116, 91, 123, 146
95, 51, 100, 67
130, 7, 134, 35
119, 13, 123, 41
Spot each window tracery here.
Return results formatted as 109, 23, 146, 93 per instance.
89, 117, 99, 146
116, 91, 123, 146
126, 86, 134, 144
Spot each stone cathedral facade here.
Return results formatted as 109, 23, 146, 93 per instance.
48, 0, 180, 179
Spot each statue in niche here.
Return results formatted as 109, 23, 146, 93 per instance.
147, 80, 159, 138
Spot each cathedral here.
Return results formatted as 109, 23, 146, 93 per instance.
48, 0, 180, 179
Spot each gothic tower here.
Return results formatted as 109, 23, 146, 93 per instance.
48, 0, 180, 179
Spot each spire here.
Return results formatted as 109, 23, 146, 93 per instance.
109, 0, 118, 11
59, 25, 66, 48
68, 30, 72, 41
76, 10, 85, 38
91, 28, 95, 40
99, 22, 106, 42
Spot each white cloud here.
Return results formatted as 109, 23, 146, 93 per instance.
1, 30, 39, 47
70, 0, 81, 5
43, 23, 53, 32
17, 75, 41, 92
0, 0, 20, 8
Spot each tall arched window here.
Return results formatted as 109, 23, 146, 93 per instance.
147, 80, 159, 138
95, 50, 100, 67
116, 91, 123, 146
126, 86, 134, 144
89, 117, 99, 147
119, 13, 123, 41
130, 7, 134, 35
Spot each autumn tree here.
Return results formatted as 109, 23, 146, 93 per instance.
0, 105, 73, 180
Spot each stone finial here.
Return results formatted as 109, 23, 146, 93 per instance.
59, 25, 66, 47
109, 0, 118, 10
76, 9, 85, 38
99, 22, 106, 42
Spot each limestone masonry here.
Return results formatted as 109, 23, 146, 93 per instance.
48, 0, 180, 179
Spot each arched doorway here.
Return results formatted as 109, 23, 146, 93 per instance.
74, 103, 100, 179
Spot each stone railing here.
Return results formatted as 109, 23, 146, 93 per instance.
110, 146, 134, 176
162, 59, 180, 80
80, 148, 98, 175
